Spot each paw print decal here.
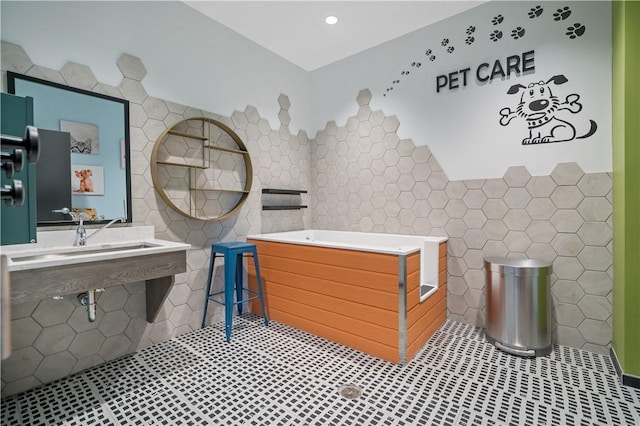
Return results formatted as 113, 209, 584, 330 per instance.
566, 23, 586, 39
553, 6, 572, 21
490, 30, 503, 42
424, 49, 432, 56
441, 38, 450, 47
492, 14, 504, 25
528, 5, 543, 18
465, 36, 475, 45
411, 62, 422, 68
466, 25, 476, 35
511, 27, 526, 39
401, 70, 410, 75
429, 55, 436, 61
446, 46, 455, 53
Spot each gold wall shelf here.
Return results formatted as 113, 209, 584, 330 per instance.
150, 117, 253, 221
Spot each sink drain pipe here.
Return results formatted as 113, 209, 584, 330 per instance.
78, 288, 104, 322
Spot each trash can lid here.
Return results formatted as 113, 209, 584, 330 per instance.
484, 257, 552, 275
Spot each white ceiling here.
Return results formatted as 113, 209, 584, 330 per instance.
184, 1, 485, 71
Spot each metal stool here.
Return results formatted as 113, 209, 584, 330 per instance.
202, 242, 268, 341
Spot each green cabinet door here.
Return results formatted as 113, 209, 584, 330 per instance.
1, 93, 37, 245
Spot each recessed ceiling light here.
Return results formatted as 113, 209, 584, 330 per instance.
325, 15, 338, 25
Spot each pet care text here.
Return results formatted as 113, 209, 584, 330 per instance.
436, 50, 535, 93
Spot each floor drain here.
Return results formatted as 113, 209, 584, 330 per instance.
338, 384, 362, 400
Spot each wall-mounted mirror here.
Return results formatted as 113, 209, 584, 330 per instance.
7, 72, 132, 225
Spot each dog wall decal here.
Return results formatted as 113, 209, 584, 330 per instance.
499, 74, 597, 145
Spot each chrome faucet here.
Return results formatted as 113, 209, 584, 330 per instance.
52, 207, 125, 246
77, 217, 125, 246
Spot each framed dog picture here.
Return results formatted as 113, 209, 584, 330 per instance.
71, 164, 105, 196
60, 120, 100, 154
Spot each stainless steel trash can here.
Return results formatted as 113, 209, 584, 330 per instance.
484, 257, 552, 357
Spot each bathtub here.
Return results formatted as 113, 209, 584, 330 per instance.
246, 229, 448, 364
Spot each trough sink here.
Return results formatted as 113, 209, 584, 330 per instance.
2, 228, 189, 322
6, 242, 162, 264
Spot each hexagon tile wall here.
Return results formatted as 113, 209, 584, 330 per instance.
0, 42, 311, 397
310, 88, 613, 355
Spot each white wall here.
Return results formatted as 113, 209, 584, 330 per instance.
310, 1, 612, 180
0, 1, 311, 135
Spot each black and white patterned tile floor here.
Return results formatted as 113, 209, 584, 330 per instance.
2, 315, 639, 425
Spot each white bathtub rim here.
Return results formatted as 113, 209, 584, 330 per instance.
247, 229, 446, 255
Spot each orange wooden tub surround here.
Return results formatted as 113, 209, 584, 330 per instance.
247, 238, 447, 364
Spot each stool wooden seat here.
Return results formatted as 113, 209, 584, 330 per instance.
202, 242, 268, 341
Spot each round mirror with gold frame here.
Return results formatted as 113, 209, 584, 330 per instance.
150, 117, 252, 221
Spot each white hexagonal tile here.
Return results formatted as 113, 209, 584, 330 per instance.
577, 198, 612, 222
577, 295, 610, 321
463, 229, 487, 250
550, 233, 583, 257
555, 325, 585, 348
447, 238, 468, 258
142, 97, 169, 121
578, 271, 611, 296
482, 199, 508, 220
448, 295, 468, 316
503, 209, 531, 231
69, 329, 106, 359
550, 210, 584, 233
551, 162, 584, 185
577, 222, 611, 246
98, 311, 131, 337
554, 256, 585, 280
577, 173, 611, 197
525, 175, 556, 198
503, 166, 531, 187
482, 178, 508, 198
462, 210, 487, 229
118, 78, 147, 104
577, 319, 611, 346
99, 334, 132, 362
32, 299, 75, 327
11, 317, 42, 350
116, 53, 147, 81
482, 220, 509, 241
577, 246, 612, 271
463, 189, 487, 209
60, 62, 97, 91
526, 243, 557, 263
445, 219, 466, 238
503, 187, 532, 209
526, 198, 556, 221
356, 89, 372, 106
277, 94, 291, 110
33, 324, 74, 356
462, 249, 485, 269
552, 280, 584, 304
444, 199, 467, 219
525, 221, 556, 243
1, 41, 33, 74
448, 276, 467, 296
464, 289, 484, 311
33, 351, 75, 384
555, 303, 584, 327
503, 231, 532, 253
428, 172, 448, 190
550, 186, 584, 209
483, 240, 509, 258
381, 116, 400, 133
445, 181, 467, 199
98, 286, 129, 312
